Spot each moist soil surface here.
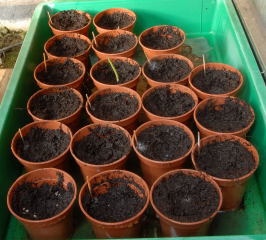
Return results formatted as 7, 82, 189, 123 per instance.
141, 26, 183, 50
143, 85, 195, 117
89, 92, 139, 121
192, 69, 240, 94
144, 57, 191, 83
48, 37, 89, 57
30, 88, 81, 120
153, 172, 219, 222
12, 172, 74, 220
136, 125, 192, 161
196, 97, 253, 132
93, 59, 140, 84
73, 126, 131, 165
97, 12, 134, 29
82, 177, 146, 222
97, 34, 136, 53
37, 59, 82, 85
16, 127, 70, 162
52, 10, 89, 31
195, 140, 255, 179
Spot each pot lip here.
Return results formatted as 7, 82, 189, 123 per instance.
70, 123, 132, 167
85, 86, 142, 124
142, 54, 194, 85
191, 134, 260, 183
139, 25, 186, 52
7, 167, 77, 224
90, 56, 141, 87
78, 169, 150, 227
44, 33, 92, 58
11, 120, 73, 167
141, 83, 198, 120
93, 8, 136, 32
34, 57, 86, 88
132, 119, 195, 164
193, 96, 255, 135
27, 86, 84, 123
188, 62, 244, 98
91, 29, 138, 55
150, 168, 223, 226
48, 10, 92, 33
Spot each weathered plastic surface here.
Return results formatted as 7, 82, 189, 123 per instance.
0, 0, 266, 239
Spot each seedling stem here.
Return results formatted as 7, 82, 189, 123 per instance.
18, 128, 24, 144
92, 31, 99, 48
202, 54, 206, 76
86, 94, 92, 109
107, 58, 119, 83
86, 176, 93, 196
197, 131, 200, 152
47, 11, 53, 24
43, 53, 47, 72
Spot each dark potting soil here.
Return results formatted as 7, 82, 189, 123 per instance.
92, 59, 140, 84
196, 97, 253, 132
97, 34, 136, 53
12, 172, 74, 220
97, 12, 134, 29
136, 125, 192, 161
73, 126, 131, 165
192, 69, 240, 94
141, 26, 183, 50
37, 59, 82, 85
48, 37, 89, 57
153, 172, 219, 222
195, 140, 255, 179
52, 10, 89, 31
143, 85, 195, 117
144, 57, 191, 83
89, 92, 139, 121
16, 127, 70, 162
30, 88, 81, 120
82, 177, 146, 222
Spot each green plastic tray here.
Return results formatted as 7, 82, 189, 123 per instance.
1, 0, 266, 239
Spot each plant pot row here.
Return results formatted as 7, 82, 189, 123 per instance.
7, 168, 223, 240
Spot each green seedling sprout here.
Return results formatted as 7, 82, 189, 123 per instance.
86, 176, 93, 196
92, 31, 99, 48
107, 58, 119, 83
18, 128, 24, 144
43, 53, 47, 72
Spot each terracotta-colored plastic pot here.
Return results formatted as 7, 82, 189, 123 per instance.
191, 134, 259, 210
49, 10, 92, 36
34, 57, 86, 90
139, 25, 186, 59
92, 29, 138, 60
142, 54, 194, 87
79, 170, 149, 238
70, 123, 132, 179
194, 96, 255, 138
11, 121, 72, 172
189, 63, 244, 100
7, 168, 77, 240
142, 84, 198, 123
93, 8, 136, 34
90, 56, 141, 90
150, 169, 222, 237
132, 120, 195, 186
27, 87, 84, 132
85, 86, 141, 133
44, 33, 92, 66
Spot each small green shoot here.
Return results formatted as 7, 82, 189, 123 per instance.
107, 58, 119, 83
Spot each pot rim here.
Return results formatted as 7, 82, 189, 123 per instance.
70, 123, 132, 167
78, 169, 150, 227
150, 168, 223, 226
132, 119, 195, 164
191, 134, 259, 183
7, 167, 77, 224
141, 83, 198, 120
27, 86, 84, 123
